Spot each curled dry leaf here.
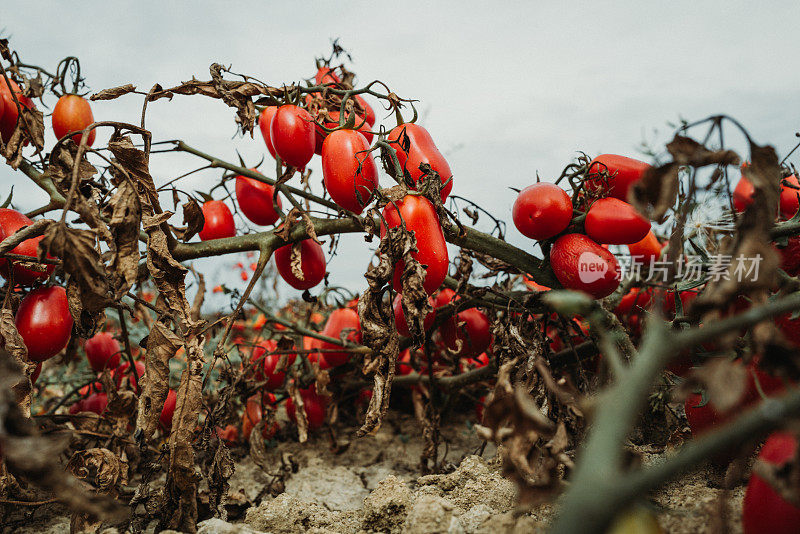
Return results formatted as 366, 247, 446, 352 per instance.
107, 134, 160, 211
206, 432, 235, 520
275, 206, 322, 245
90, 84, 137, 101
108, 179, 142, 299
136, 320, 182, 441
288, 381, 309, 443
180, 198, 205, 243
67, 448, 129, 496
2, 106, 44, 169
0, 308, 32, 416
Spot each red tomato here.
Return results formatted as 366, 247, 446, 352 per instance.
396, 348, 415, 375
355, 96, 376, 127
315, 67, 340, 85
322, 129, 378, 214
387, 123, 453, 202
258, 106, 279, 158
113, 360, 145, 391
318, 308, 361, 367
523, 277, 551, 292
52, 94, 95, 146
159, 389, 177, 431
270, 105, 315, 169
381, 195, 448, 295
512, 183, 573, 240
15, 286, 73, 362
434, 288, 456, 309
0, 77, 35, 143
627, 230, 663, 264
441, 308, 492, 359
585, 198, 650, 245
779, 174, 800, 219
84, 331, 121, 372
235, 171, 282, 226
0, 209, 55, 285
550, 234, 620, 299
286, 387, 327, 430
252, 340, 297, 390
303, 335, 330, 370
743, 432, 800, 534
82, 392, 108, 415
199, 201, 235, 241
614, 287, 653, 316
31, 362, 42, 384
321, 110, 373, 143
662, 289, 698, 318
684, 392, 725, 437
586, 154, 651, 201
392, 293, 435, 337
274, 239, 326, 290
217, 424, 239, 444
733, 176, 756, 213
242, 396, 280, 441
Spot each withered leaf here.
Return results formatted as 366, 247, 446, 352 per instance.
136, 320, 182, 441
90, 84, 137, 101
67, 448, 129, 495
2, 107, 44, 169
181, 198, 204, 243
108, 179, 142, 299
108, 134, 159, 211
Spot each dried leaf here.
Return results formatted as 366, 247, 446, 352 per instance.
136, 320, 182, 440
90, 84, 137, 101
108, 179, 142, 299
181, 198, 204, 243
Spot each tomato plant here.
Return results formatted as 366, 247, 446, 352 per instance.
235, 170, 282, 226
512, 183, 573, 240
274, 239, 326, 290
321, 129, 378, 214
270, 104, 315, 169
387, 123, 453, 202
0, 208, 54, 285
584, 198, 650, 245
550, 233, 620, 298
15, 286, 73, 362
585, 154, 651, 200
258, 106, 279, 158
84, 331, 121, 372
286, 387, 327, 430
199, 200, 236, 241
317, 307, 360, 367
52, 94, 95, 146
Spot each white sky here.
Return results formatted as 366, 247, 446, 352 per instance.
2, 1, 799, 301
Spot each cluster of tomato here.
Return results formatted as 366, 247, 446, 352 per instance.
197, 64, 452, 296
512, 154, 657, 299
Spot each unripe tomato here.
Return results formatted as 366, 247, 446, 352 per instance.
392, 293, 435, 337
252, 339, 297, 390
270, 105, 315, 169
286, 387, 327, 430
585, 198, 650, 245
586, 154, 651, 201
52, 94, 95, 146
733, 176, 756, 212
441, 307, 492, 359
387, 123, 453, 202
550, 234, 620, 299
235, 171, 282, 226
274, 239, 326, 290
322, 129, 378, 214
318, 308, 361, 367
381, 195, 448, 295
0, 77, 35, 143
779, 174, 800, 219
113, 360, 145, 391
258, 106, 279, 159
159, 389, 177, 431
15, 286, 73, 362
84, 331, 121, 372
199, 201, 235, 241
743, 432, 800, 534
0, 209, 55, 285
627, 230, 663, 264
512, 183, 572, 240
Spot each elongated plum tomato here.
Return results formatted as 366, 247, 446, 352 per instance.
627, 230, 663, 263
0, 77, 35, 143
286, 387, 327, 430
318, 308, 361, 367
323, 110, 373, 142
322, 129, 378, 214
274, 239, 326, 290
84, 331, 121, 372
0, 208, 54, 285
242, 395, 279, 440
585, 198, 650, 245
113, 360, 145, 391
387, 123, 453, 202
15, 286, 73, 362
252, 339, 297, 390
52, 94, 96, 146
315, 66, 340, 85
779, 174, 800, 219
441, 307, 492, 359
199, 200, 235, 241
733, 176, 755, 213
743, 432, 800, 534
355, 95, 376, 126
258, 106, 278, 158
392, 293, 435, 337
270, 105, 315, 169
550, 234, 620, 298
381, 195, 448, 294
159, 389, 177, 431
586, 154, 651, 201
235, 170, 282, 226
512, 183, 572, 240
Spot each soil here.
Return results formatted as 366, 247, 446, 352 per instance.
14, 412, 749, 533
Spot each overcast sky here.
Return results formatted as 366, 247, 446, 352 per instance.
2, 1, 799, 303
